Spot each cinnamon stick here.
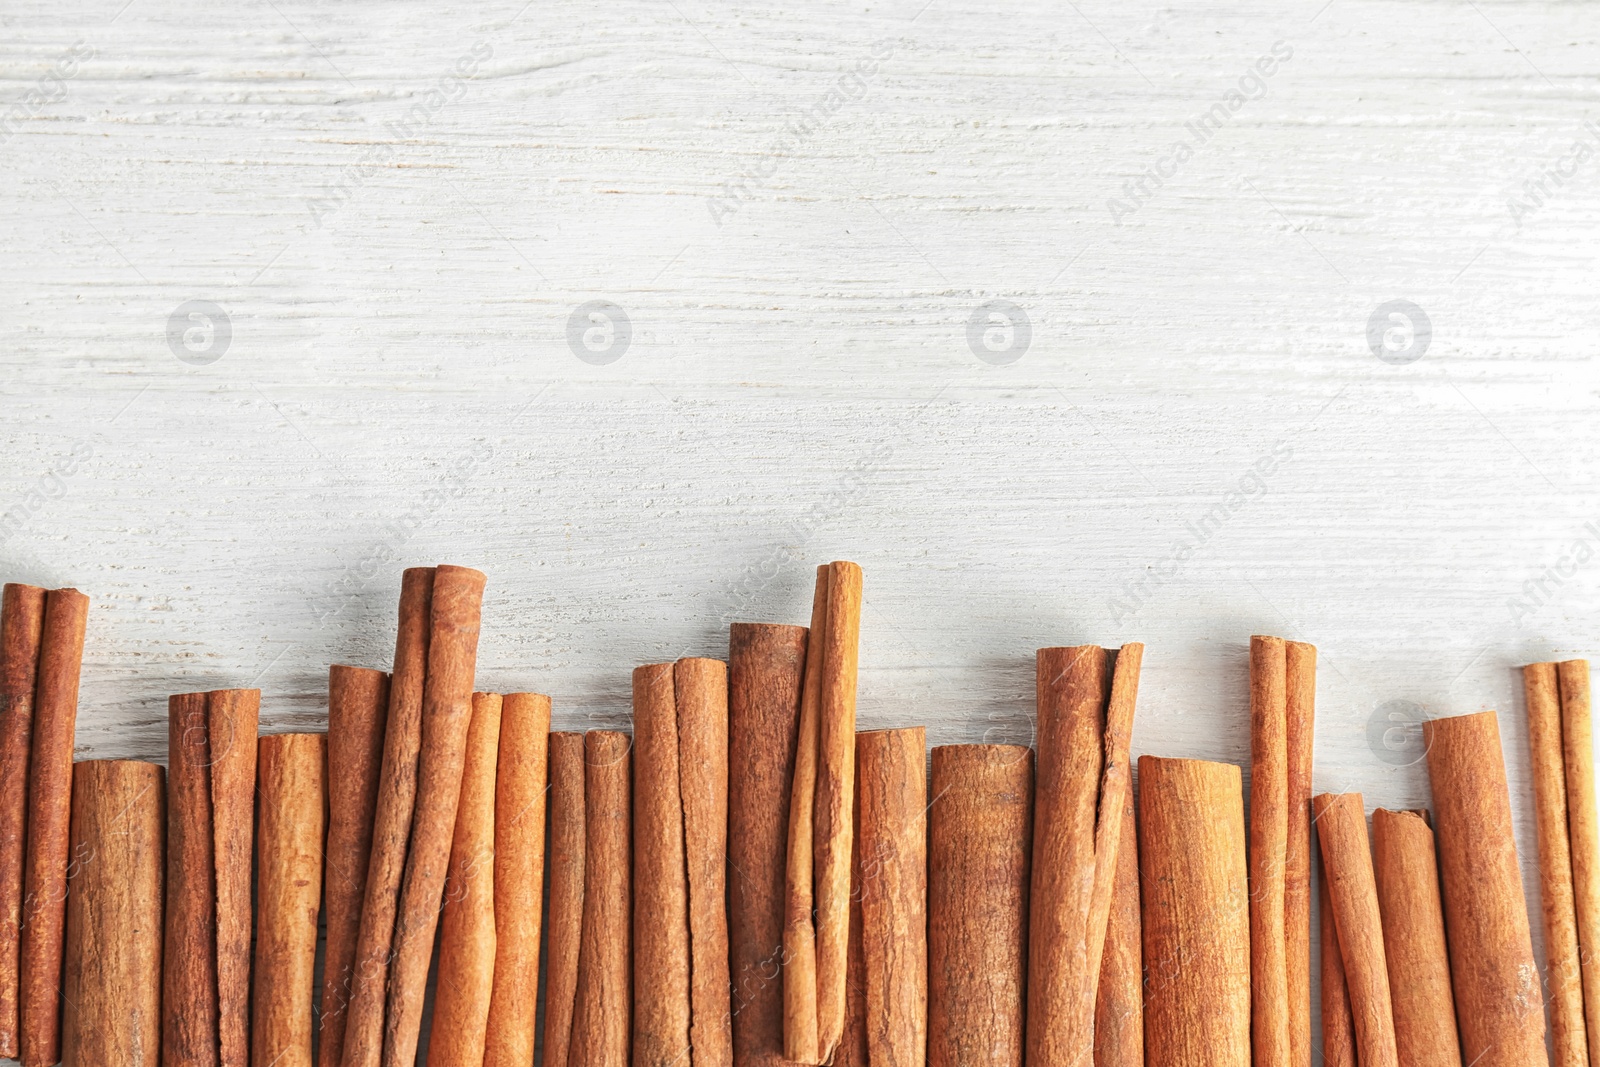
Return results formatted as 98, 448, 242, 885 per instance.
1284, 641, 1315, 1067
1318, 860, 1357, 1067
383, 563, 486, 1067
253, 733, 327, 1067
59, 760, 164, 1067
785, 561, 861, 1065
836, 820, 867, 1067
1313, 793, 1397, 1067
1558, 659, 1600, 1062
1094, 782, 1141, 1067
163, 692, 218, 1067
677, 658, 732, 1067
430, 691, 501, 1067
927, 744, 1032, 1067
0, 583, 45, 1059
319, 665, 390, 1067
543, 731, 587, 1067
483, 692, 549, 1067
1422, 711, 1545, 1067
570, 729, 632, 1067
855, 727, 927, 1067
634, 662, 692, 1067
1249, 635, 1289, 1067
1138, 756, 1248, 1067
20, 586, 88, 1066
727, 623, 807, 1067
1523, 662, 1586, 1067
208, 688, 258, 1067
1370, 809, 1461, 1067
343, 566, 433, 1067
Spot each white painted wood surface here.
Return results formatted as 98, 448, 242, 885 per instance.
3, 0, 1598, 1053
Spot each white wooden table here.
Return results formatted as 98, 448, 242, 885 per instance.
3, 0, 1597, 1052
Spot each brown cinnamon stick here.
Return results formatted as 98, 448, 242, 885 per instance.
1523, 662, 1586, 1067
1284, 641, 1315, 1067
383, 563, 486, 1067
253, 733, 327, 1067
855, 727, 927, 1067
570, 729, 632, 1067
163, 692, 219, 1067
727, 623, 807, 1067
1095, 782, 1141, 1067
344, 566, 433, 1067
1313, 793, 1397, 1067
0, 583, 45, 1059
208, 688, 258, 1067
319, 665, 390, 1067
785, 561, 861, 1065
430, 691, 501, 1067
20, 586, 88, 1066
1558, 660, 1600, 1062
543, 731, 587, 1067
1371, 809, 1461, 1067
836, 819, 867, 1067
1423, 711, 1544, 1067
1318, 860, 1357, 1067
678, 658, 732, 1067
483, 692, 549, 1067
927, 744, 1032, 1067
1249, 636, 1289, 1067
1139, 756, 1248, 1067
60, 760, 164, 1067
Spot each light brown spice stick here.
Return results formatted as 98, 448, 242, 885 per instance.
483, 692, 549, 1067
19, 586, 87, 1067
207, 687, 259, 1067
727, 623, 807, 1067
430, 692, 501, 1067
1028, 645, 1108, 1067
634, 662, 693, 1067
570, 729, 632, 1067
1083, 643, 1143, 992
1313, 793, 1398, 1067
1139, 756, 1249, 1067
1371, 809, 1461, 1067
1250, 635, 1290, 1067
927, 744, 1032, 1067
1318, 858, 1357, 1067
253, 733, 327, 1067
677, 658, 732, 1067
1523, 662, 1586, 1067
320, 665, 391, 1067
856, 727, 927, 1067
60, 760, 164, 1067
1094, 781, 1141, 1067
543, 731, 587, 1067
1423, 711, 1545, 1067
343, 566, 434, 1067
784, 578, 827, 1066
1558, 659, 1600, 1066
164, 692, 219, 1067
383, 563, 485, 1067
834, 784, 867, 1067
1284, 640, 1315, 1067
0, 583, 45, 1060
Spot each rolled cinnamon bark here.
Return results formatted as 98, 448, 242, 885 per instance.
1313, 793, 1397, 1067
570, 729, 632, 1067
727, 623, 807, 1067
1083, 644, 1142, 989
1522, 662, 1585, 1067
856, 727, 927, 1067
835, 827, 867, 1067
1422, 711, 1545, 1067
0, 583, 45, 1059
20, 586, 88, 1067
1139, 756, 1248, 1067
163, 692, 219, 1067
60, 760, 164, 1067
677, 658, 732, 1067
543, 731, 587, 1067
1249, 636, 1289, 1067
319, 665, 390, 1067
1284, 641, 1315, 1067
344, 566, 434, 1067
927, 744, 1032, 1067
207, 688, 258, 1067
483, 692, 549, 1067
1094, 784, 1141, 1067
786, 562, 861, 1065
253, 733, 327, 1067
1319, 862, 1357, 1067
383, 563, 486, 1067
430, 692, 501, 1067
1370, 809, 1460, 1067
1558, 660, 1600, 1060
